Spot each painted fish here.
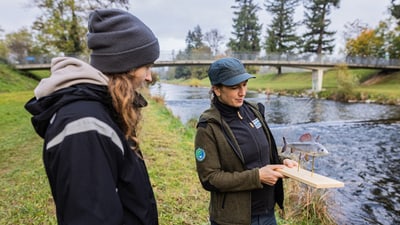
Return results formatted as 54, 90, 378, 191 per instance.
281, 133, 329, 158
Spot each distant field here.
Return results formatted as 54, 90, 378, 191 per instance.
188, 68, 400, 102
1, 61, 399, 100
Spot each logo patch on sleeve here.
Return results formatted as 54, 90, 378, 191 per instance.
195, 148, 206, 162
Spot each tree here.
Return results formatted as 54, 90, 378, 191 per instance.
264, 0, 301, 74
5, 28, 33, 64
185, 25, 205, 53
385, 24, 400, 59
345, 19, 400, 60
82, 0, 130, 10
204, 29, 225, 56
31, 0, 130, 56
0, 27, 8, 60
390, 0, 400, 25
345, 28, 385, 57
302, 0, 340, 54
32, 0, 86, 55
342, 19, 369, 42
175, 25, 211, 80
228, 0, 262, 58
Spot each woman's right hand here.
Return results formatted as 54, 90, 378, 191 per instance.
258, 165, 285, 186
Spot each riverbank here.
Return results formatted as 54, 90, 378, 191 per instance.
1, 62, 397, 224
0, 61, 338, 224
123, 96, 337, 224
0, 91, 336, 224
166, 67, 400, 105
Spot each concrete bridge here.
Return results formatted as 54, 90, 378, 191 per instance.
13, 51, 400, 92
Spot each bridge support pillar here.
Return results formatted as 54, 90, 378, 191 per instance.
312, 69, 324, 92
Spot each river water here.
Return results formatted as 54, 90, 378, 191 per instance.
150, 83, 400, 225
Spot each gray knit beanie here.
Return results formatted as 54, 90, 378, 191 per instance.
87, 9, 160, 74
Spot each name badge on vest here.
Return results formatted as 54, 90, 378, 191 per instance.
252, 118, 262, 129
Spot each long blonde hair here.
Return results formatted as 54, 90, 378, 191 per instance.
106, 72, 142, 151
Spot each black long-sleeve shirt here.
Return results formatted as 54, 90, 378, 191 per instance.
214, 98, 276, 216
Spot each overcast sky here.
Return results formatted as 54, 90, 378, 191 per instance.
0, 0, 393, 56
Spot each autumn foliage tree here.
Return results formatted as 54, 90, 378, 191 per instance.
31, 0, 130, 56
345, 28, 385, 57
344, 19, 400, 59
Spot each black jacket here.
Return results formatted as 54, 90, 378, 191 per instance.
24, 57, 158, 225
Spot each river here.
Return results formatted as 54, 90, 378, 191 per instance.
150, 83, 400, 225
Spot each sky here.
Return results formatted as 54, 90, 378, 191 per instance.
0, 0, 393, 56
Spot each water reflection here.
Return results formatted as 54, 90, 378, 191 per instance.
149, 83, 400, 225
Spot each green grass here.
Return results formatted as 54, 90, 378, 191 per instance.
28, 70, 51, 80
5, 61, 399, 102
0, 91, 336, 225
182, 68, 381, 92
0, 64, 38, 92
0, 90, 210, 224
179, 68, 400, 103
356, 73, 400, 96
140, 99, 209, 224
0, 91, 57, 225
1, 64, 398, 224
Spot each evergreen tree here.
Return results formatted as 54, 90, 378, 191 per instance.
264, 0, 300, 74
185, 25, 205, 53
228, 0, 262, 58
390, 0, 400, 25
302, 0, 340, 54
175, 25, 211, 80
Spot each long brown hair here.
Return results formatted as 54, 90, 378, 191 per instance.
106, 71, 142, 151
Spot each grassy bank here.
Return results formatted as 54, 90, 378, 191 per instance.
0, 90, 209, 224
0, 90, 336, 224
0, 62, 343, 224
0, 91, 57, 224
170, 68, 400, 105
0, 91, 205, 224
140, 97, 209, 224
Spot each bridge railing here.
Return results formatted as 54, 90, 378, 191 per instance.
151, 51, 400, 67
8, 51, 400, 68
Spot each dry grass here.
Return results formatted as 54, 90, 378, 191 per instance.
278, 178, 336, 225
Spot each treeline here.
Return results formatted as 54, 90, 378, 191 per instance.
171, 0, 400, 79
1, 0, 400, 79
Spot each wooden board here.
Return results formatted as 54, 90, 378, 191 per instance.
277, 167, 344, 189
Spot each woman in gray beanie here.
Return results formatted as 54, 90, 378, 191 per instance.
25, 8, 160, 225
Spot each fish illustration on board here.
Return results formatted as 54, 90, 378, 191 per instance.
281, 133, 329, 175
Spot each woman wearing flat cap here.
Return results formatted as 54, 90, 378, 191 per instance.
194, 57, 297, 225
25, 9, 159, 224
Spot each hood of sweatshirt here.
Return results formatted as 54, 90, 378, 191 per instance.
34, 57, 109, 99
24, 57, 111, 138
25, 57, 149, 138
